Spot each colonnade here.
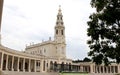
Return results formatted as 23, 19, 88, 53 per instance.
49, 61, 90, 73
0, 49, 120, 74
93, 65, 119, 74
49, 61, 73, 72
0, 51, 45, 72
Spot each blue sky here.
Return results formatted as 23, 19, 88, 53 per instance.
1, 0, 95, 60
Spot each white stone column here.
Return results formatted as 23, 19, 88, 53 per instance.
12, 56, 14, 71
17, 57, 19, 72
6, 55, 8, 70
104, 66, 106, 73
87, 66, 89, 72
1, 52, 4, 70
40, 60, 43, 72
39, 61, 41, 72
91, 65, 94, 73
113, 66, 115, 73
29, 59, 31, 72
110, 66, 112, 73
93, 65, 95, 73
106, 66, 108, 73
96, 66, 98, 73
97, 66, 99, 73
23, 58, 25, 72
103, 66, 104, 73
34, 60, 36, 72
83, 66, 84, 72
99, 66, 101, 73
99, 66, 100, 73
95, 66, 96, 73
96, 66, 97, 73
47, 61, 50, 72
117, 65, 120, 73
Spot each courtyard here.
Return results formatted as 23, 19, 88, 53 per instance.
60, 72, 88, 75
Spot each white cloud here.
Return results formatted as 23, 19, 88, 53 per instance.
1, 0, 95, 60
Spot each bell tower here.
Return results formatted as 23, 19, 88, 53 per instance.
54, 6, 66, 58
54, 6, 65, 44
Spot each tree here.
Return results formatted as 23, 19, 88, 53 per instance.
83, 57, 91, 62
87, 0, 120, 65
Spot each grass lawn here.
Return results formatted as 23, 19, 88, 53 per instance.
60, 72, 89, 75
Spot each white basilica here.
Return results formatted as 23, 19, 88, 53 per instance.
0, 0, 120, 75
25, 6, 66, 59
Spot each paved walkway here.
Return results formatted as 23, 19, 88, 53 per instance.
2, 71, 60, 75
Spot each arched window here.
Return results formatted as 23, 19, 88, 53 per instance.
61, 22, 63, 25
56, 30, 58, 34
57, 16, 59, 20
61, 17, 62, 20
61, 30, 63, 35
44, 49, 46, 53
56, 22, 58, 25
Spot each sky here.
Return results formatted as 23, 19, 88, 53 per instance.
1, 0, 95, 60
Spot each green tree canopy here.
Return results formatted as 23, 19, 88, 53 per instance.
83, 57, 91, 62
87, 0, 120, 65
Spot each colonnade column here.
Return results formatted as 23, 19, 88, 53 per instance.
1, 52, 4, 70
98, 66, 100, 73
106, 66, 108, 73
39, 60, 41, 71
82, 66, 83, 72
88, 66, 90, 72
99, 66, 100, 73
29, 59, 31, 72
34, 60, 36, 72
96, 66, 98, 73
23, 58, 25, 72
110, 66, 111, 73
47, 61, 50, 72
95, 66, 97, 73
12, 56, 14, 71
40, 60, 43, 72
17, 57, 19, 72
118, 65, 120, 73
113, 66, 115, 73
92, 65, 95, 73
90, 64, 93, 73
6, 55, 8, 70
102, 66, 104, 73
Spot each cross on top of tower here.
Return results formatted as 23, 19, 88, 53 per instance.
58, 5, 62, 14
59, 5, 61, 10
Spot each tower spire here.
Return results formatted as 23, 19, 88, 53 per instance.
54, 6, 66, 58
54, 5, 65, 43
58, 5, 62, 16
58, 5, 61, 13
56, 5, 64, 26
